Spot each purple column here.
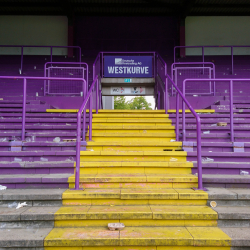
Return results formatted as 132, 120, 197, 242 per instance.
230, 80, 234, 142
21, 78, 27, 141
182, 81, 186, 141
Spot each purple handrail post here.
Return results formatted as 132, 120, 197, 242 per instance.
176, 93, 180, 141
75, 111, 81, 190
21, 46, 24, 74
50, 47, 53, 62
89, 94, 93, 141
196, 116, 203, 190
96, 79, 99, 114
229, 80, 234, 142
231, 47, 234, 75
82, 83, 87, 142
165, 78, 168, 113
21, 78, 27, 141
182, 79, 186, 141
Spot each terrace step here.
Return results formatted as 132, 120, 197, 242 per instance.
44, 226, 231, 248
0, 173, 71, 189
0, 161, 74, 175
203, 174, 250, 188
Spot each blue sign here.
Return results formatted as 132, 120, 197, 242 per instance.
104, 56, 152, 78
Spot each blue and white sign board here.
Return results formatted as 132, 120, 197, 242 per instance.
104, 56, 152, 78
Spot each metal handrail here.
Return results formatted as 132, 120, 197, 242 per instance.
171, 62, 216, 97
43, 62, 89, 95
75, 75, 99, 190
182, 78, 250, 143
0, 45, 82, 74
165, 74, 203, 190
0, 76, 86, 141
174, 45, 250, 75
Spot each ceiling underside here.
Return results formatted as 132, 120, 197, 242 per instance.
0, 0, 250, 16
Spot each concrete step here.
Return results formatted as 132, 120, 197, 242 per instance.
0, 161, 74, 175
0, 189, 65, 207
203, 174, 250, 188
44, 226, 231, 248
62, 188, 205, 205
207, 188, 250, 206
0, 174, 71, 189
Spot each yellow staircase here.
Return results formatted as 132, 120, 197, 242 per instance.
44, 110, 231, 250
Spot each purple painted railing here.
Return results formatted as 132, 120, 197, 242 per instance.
44, 62, 89, 96
183, 78, 250, 143
174, 45, 250, 75
0, 76, 86, 142
171, 62, 215, 96
164, 74, 203, 190
75, 75, 100, 190
0, 45, 81, 74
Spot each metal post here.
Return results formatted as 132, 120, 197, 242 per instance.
176, 93, 180, 141
182, 80, 186, 141
231, 47, 234, 75
21, 47, 23, 74
96, 79, 99, 114
196, 116, 203, 190
79, 47, 81, 63
50, 47, 53, 62
75, 112, 81, 190
230, 80, 234, 142
89, 94, 93, 141
82, 83, 87, 141
165, 78, 168, 113
182, 100, 186, 141
21, 78, 27, 141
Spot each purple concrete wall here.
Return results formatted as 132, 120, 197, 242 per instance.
75, 16, 178, 57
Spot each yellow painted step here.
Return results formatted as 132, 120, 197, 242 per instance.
68, 182, 198, 190
92, 124, 174, 129
99, 110, 166, 113
44, 226, 231, 247
68, 174, 196, 184
168, 109, 215, 113
86, 137, 176, 142
86, 141, 182, 147
76, 162, 192, 168
86, 146, 182, 151
62, 188, 206, 200
89, 130, 175, 134
87, 132, 176, 137
55, 218, 217, 228
92, 118, 171, 123
79, 167, 191, 175
45, 247, 230, 250
80, 151, 187, 156
55, 205, 217, 220
93, 113, 169, 117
